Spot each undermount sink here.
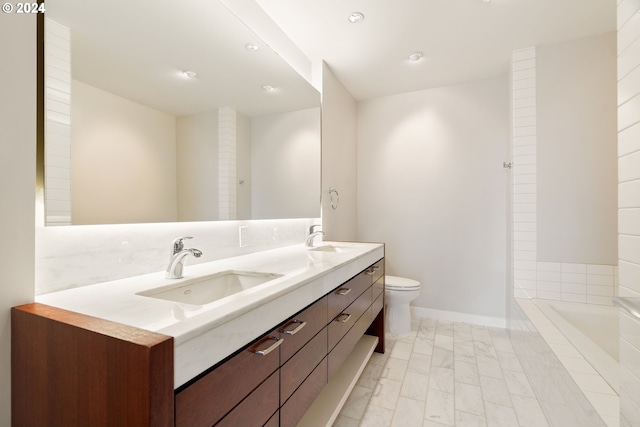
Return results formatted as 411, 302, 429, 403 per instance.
137, 270, 282, 305
308, 244, 353, 253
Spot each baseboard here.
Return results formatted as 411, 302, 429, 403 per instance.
411, 306, 506, 328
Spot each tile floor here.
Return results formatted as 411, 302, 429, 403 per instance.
335, 315, 607, 427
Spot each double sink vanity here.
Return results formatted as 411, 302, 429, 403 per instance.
12, 241, 385, 427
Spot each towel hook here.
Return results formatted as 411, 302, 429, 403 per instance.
328, 188, 339, 210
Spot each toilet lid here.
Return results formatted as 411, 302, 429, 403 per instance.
385, 275, 421, 291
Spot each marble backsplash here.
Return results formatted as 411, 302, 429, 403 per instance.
36, 218, 319, 295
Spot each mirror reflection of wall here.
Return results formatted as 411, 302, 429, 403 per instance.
67, 79, 320, 224
43, 0, 321, 226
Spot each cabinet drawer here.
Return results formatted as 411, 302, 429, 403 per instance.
280, 358, 328, 427
175, 328, 281, 427
366, 260, 384, 285
279, 296, 328, 363
328, 272, 370, 320
216, 371, 279, 427
328, 307, 372, 379
264, 411, 279, 427
281, 327, 327, 403
372, 274, 384, 301
328, 287, 372, 350
370, 291, 384, 321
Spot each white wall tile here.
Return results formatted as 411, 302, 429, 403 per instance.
619, 208, 640, 235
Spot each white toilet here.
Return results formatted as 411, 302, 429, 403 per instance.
385, 275, 421, 335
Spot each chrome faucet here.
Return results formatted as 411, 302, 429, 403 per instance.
305, 225, 324, 247
166, 237, 202, 279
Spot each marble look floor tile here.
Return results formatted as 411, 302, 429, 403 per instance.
338, 315, 607, 427
484, 402, 519, 427
381, 357, 408, 381
413, 336, 435, 355
454, 343, 476, 363
424, 388, 455, 426
434, 334, 454, 351
333, 414, 360, 427
496, 351, 524, 372
339, 385, 373, 419
479, 375, 512, 407
511, 394, 550, 427
391, 397, 425, 426
491, 336, 515, 353
436, 321, 454, 337
454, 359, 480, 386
423, 420, 451, 427
357, 361, 384, 389
390, 340, 414, 360
360, 403, 395, 427
503, 369, 536, 398
369, 378, 403, 410
428, 366, 455, 393
476, 355, 503, 379
473, 341, 498, 360
431, 348, 454, 369
400, 371, 429, 401
454, 382, 485, 416
408, 352, 432, 375
471, 327, 493, 344
455, 410, 487, 427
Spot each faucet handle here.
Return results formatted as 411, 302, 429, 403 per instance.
171, 236, 193, 255
308, 224, 322, 234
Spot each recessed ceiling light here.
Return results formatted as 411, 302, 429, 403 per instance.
182, 70, 197, 79
348, 12, 364, 23
245, 43, 259, 51
408, 52, 424, 62
482, 0, 491, 2
262, 85, 276, 93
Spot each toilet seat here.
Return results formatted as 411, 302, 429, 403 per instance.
386, 275, 421, 291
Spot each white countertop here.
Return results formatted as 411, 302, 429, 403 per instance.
36, 241, 385, 387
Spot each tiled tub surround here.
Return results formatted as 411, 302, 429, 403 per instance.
336, 314, 608, 427
519, 300, 619, 427
515, 261, 618, 304
36, 240, 384, 387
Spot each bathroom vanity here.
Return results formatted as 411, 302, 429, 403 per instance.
12, 242, 385, 427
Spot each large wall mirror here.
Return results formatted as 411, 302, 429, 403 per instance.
41, 0, 321, 226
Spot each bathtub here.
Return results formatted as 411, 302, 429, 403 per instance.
533, 299, 619, 393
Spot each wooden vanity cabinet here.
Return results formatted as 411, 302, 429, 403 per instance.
12, 257, 385, 427
174, 328, 282, 427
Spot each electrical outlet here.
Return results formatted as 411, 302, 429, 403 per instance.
239, 226, 248, 247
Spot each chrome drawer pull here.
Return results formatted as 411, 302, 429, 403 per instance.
371, 265, 381, 271
336, 288, 351, 296
283, 320, 307, 335
254, 337, 284, 356
336, 313, 352, 323
365, 269, 375, 275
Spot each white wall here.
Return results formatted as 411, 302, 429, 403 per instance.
320, 62, 359, 241
252, 108, 321, 219
537, 33, 618, 265
617, 2, 640, 424
71, 80, 178, 224
0, 13, 36, 427
176, 110, 219, 221
357, 77, 509, 320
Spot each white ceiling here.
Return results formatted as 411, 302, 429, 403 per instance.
256, 0, 616, 100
